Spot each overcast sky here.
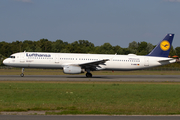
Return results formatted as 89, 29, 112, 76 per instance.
0, 0, 180, 48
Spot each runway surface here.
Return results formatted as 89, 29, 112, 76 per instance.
1, 115, 180, 120
0, 75, 180, 82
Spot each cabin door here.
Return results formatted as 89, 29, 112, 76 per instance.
20, 53, 25, 63
55, 55, 59, 63
144, 57, 149, 66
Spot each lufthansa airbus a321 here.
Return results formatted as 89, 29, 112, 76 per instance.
3, 34, 176, 77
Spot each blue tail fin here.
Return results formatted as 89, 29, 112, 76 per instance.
147, 33, 174, 57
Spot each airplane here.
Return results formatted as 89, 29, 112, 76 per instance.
3, 33, 176, 77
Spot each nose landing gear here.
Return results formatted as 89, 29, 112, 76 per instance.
20, 68, 24, 77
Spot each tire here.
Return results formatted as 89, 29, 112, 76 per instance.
86, 73, 92, 78
20, 73, 24, 77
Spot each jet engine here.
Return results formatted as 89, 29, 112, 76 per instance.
63, 66, 84, 74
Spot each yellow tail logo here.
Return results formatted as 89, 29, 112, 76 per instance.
160, 40, 170, 51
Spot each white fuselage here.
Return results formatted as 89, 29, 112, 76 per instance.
3, 52, 176, 71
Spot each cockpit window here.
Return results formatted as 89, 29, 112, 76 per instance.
9, 56, 15, 58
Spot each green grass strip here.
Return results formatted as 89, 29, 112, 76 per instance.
0, 82, 180, 115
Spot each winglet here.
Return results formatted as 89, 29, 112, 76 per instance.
147, 34, 174, 57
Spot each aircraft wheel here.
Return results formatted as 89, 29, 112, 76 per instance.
20, 73, 24, 77
86, 73, 92, 78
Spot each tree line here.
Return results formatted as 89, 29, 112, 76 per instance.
0, 38, 180, 62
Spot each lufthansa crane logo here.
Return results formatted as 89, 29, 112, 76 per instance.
160, 40, 170, 51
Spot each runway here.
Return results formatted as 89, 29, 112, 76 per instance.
0, 75, 180, 82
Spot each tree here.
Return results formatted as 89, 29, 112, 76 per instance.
128, 41, 138, 54
10, 41, 23, 53
146, 43, 154, 54
116, 47, 124, 54
78, 40, 94, 53
129, 41, 138, 49
169, 46, 176, 57
96, 43, 114, 54
137, 41, 148, 55
23, 40, 35, 52
37, 39, 52, 52
0, 54, 6, 66
60, 49, 70, 53
0, 41, 11, 57
51, 39, 66, 52
175, 47, 180, 58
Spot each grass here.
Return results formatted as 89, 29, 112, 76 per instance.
0, 68, 180, 75
0, 81, 180, 115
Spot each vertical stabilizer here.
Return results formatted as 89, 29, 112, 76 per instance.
147, 34, 174, 57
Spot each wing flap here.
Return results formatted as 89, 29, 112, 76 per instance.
78, 59, 109, 67
63, 59, 109, 70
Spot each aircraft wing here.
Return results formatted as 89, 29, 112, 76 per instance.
78, 59, 109, 70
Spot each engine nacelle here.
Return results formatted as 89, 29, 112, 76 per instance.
63, 66, 84, 74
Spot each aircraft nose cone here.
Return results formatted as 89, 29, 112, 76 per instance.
3, 59, 8, 65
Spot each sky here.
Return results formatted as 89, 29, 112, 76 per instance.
0, 0, 180, 48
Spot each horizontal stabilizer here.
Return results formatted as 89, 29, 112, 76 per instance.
158, 58, 175, 62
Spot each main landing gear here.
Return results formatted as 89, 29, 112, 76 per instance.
86, 72, 92, 77
86, 69, 92, 77
20, 68, 24, 77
